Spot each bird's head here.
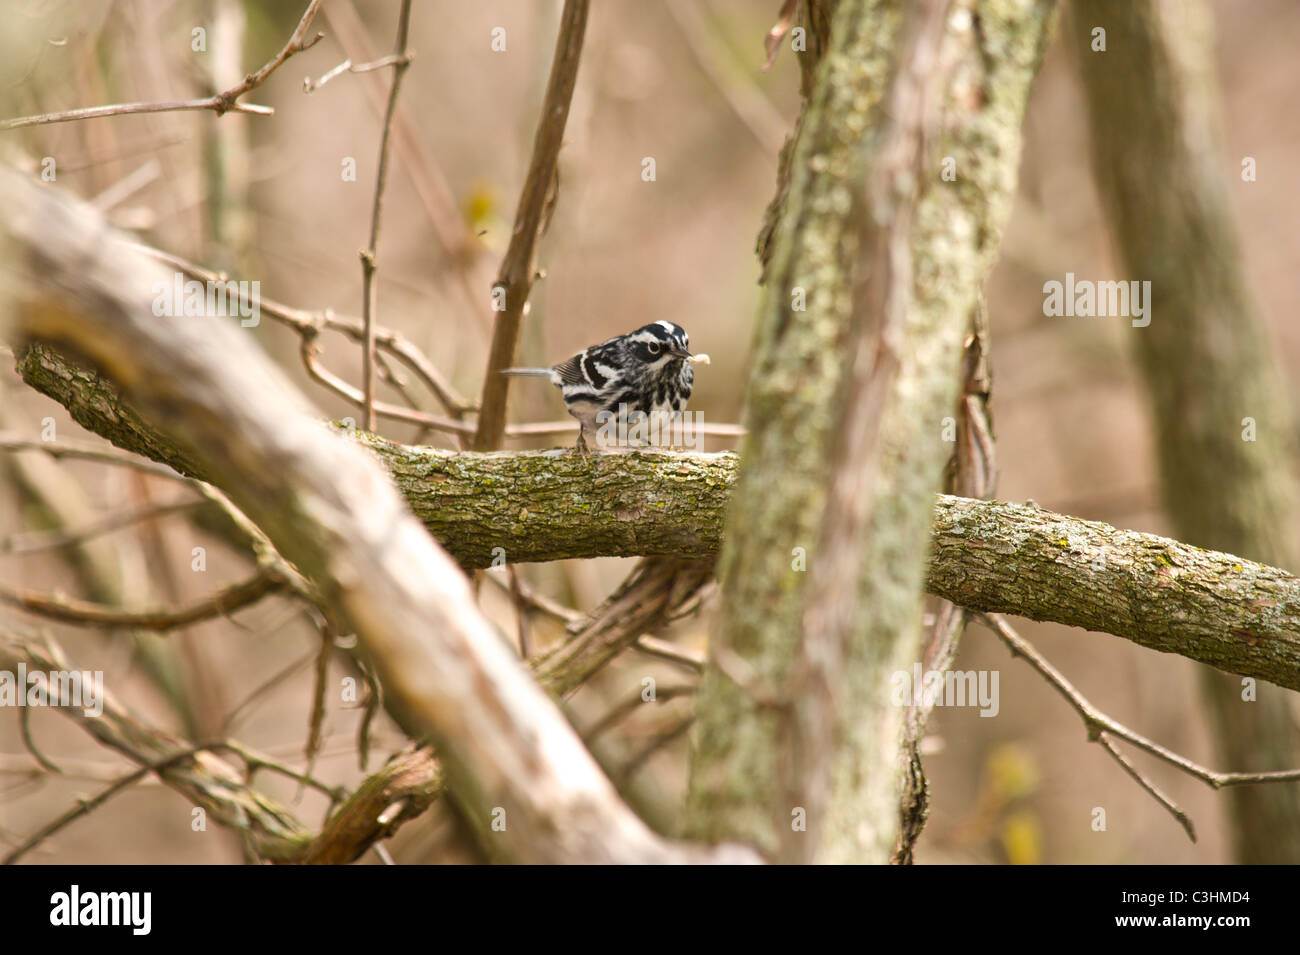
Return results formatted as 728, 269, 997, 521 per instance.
627, 320, 693, 365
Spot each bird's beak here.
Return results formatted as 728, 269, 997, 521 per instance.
669, 345, 693, 359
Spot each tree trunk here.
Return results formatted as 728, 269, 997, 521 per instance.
685, 0, 1058, 862
1071, 0, 1300, 864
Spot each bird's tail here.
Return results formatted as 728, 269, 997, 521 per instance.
500, 367, 554, 377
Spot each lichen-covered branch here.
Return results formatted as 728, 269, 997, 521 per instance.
13, 343, 1300, 692
927, 496, 1300, 691
687, 0, 1058, 861
17, 341, 734, 567
0, 166, 756, 865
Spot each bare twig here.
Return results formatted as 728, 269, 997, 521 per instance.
124, 241, 470, 416
19, 703, 62, 774
761, 0, 799, 71
895, 295, 996, 864
322, 0, 496, 337
219, 645, 318, 736
0, 567, 287, 631
219, 738, 346, 806
634, 635, 705, 672
298, 335, 475, 434
584, 684, 695, 741
118, 243, 743, 440
0, 432, 185, 481
507, 566, 532, 657
980, 613, 1300, 841
484, 569, 581, 624
356, 658, 382, 772
665, 0, 789, 155
360, 0, 415, 433
4, 747, 208, 864
2, 500, 197, 555
304, 53, 412, 93
306, 616, 332, 775
533, 559, 715, 694
0, 0, 325, 130
1096, 734, 1196, 842
472, 0, 590, 451
615, 716, 695, 785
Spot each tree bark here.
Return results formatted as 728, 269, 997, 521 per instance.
15, 343, 1300, 692
0, 166, 756, 865
685, 0, 1058, 862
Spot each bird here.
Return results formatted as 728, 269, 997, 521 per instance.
502, 320, 709, 452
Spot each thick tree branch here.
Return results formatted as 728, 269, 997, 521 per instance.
689, 0, 1055, 860
0, 167, 755, 865
13, 343, 1300, 692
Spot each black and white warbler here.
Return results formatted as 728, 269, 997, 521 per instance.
502, 320, 709, 452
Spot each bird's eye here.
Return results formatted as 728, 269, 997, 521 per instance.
647, 342, 661, 355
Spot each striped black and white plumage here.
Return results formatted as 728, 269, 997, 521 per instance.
503, 321, 697, 451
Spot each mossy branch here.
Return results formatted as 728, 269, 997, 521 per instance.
16, 344, 1300, 692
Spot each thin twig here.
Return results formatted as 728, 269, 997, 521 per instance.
472, 0, 591, 451
219, 645, 319, 736
980, 613, 1300, 841
1096, 733, 1196, 842
0, 0, 325, 130
356, 658, 382, 772
323, 0, 496, 340
123, 240, 471, 417
584, 683, 695, 741
0, 432, 186, 481
615, 716, 694, 784
664, 0, 789, 155
304, 53, 412, 93
2, 500, 197, 555
299, 336, 475, 434
219, 739, 347, 806
360, 0, 415, 433
19, 703, 62, 774
634, 635, 705, 672
484, 569, 582, 624
305, 615, 332, 777
0, 567, 287, 631
3, 746, 212, 864
507, 566, 532, 657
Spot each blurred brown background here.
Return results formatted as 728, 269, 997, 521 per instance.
1, 0, 1298, 863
